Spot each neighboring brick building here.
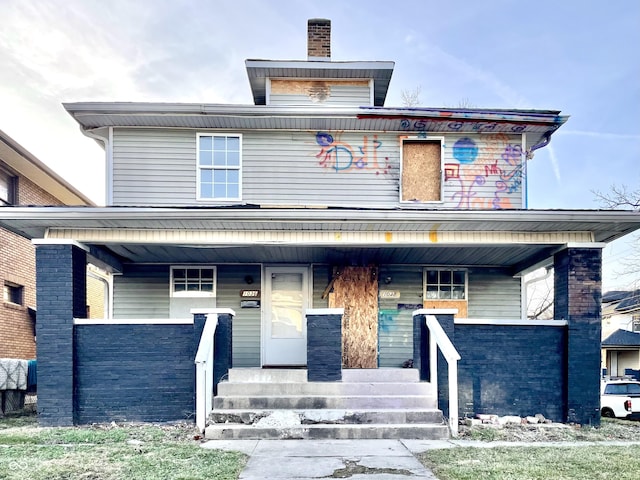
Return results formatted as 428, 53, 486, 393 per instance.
0, 129, 93, 359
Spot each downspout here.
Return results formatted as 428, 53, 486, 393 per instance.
83, 127, 113, 206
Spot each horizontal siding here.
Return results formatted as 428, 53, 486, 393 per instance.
441, 133, 524, 209
467, 268, 522, 319
113, 265, 170, 318
112, 129, 196, 205
312, 265, 331, 309
377, 265, 423, 367
216, 265, 261, 367
270, 86, 371, 107
111, 128, 524, 209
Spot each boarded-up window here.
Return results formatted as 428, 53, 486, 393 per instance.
401, 140, 441, 202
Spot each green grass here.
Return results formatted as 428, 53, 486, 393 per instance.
0, 413, 246, 480
421, 445, 640, 480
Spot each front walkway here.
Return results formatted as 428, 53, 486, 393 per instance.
202, 438, 640, 479
202, 439, 438, 479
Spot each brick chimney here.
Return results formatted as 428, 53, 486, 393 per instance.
307, 18, 331, 60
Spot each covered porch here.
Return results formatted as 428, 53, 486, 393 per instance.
2, 207, 639, 429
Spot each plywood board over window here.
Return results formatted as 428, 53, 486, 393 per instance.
328, 266, 379, 368
401, 140, 442, 202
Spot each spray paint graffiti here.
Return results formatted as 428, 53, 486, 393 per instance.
447, 135, 524, 209
315, 132, 391, 174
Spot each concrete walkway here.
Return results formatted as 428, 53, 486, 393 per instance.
201, 438, 640, 479
202, 439, 439, 479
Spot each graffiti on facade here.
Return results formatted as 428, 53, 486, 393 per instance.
447, 134, 524, 209
400, 118, 530, 134
315, 132, 391, 174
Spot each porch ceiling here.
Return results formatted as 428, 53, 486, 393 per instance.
94, 243, 561, 274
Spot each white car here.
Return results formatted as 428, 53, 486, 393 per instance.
601, 380, 640, 419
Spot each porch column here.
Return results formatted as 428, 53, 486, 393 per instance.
306, 309, 343, 381
554, 246, 603, 426
34, 241, 87, 426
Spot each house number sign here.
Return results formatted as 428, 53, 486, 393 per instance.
240, 289, 261, 298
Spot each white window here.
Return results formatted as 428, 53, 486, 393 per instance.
197, 133, 241, 201
423, 268, 467, 300
170, 266, 216, 298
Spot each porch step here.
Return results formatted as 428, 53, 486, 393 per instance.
205, 422, 449, 440
217, 381, 434, 397
213, 394, 436, 410
210, 408, 445, 425
227, 367, 421, 383
207, 368, 448, 440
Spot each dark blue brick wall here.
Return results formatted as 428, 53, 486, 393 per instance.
455, 324, 567, 421
36, 244, 86, 426
307, 313, 342, 381
555, 247, 602, 426
74, 324, 195, 423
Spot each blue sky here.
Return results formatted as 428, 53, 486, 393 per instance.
0, 0, 638, 289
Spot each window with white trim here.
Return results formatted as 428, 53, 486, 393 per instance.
423, 268, 467, 300
401, 138, 443, 203
197, 133, 241, 200
170, 266, 216, 298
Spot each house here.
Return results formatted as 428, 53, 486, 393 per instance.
0, 19, 639, 434
602, 290, 640, 378
0, 129, 93, 360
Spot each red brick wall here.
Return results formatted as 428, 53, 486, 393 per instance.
1, 172, 72, 359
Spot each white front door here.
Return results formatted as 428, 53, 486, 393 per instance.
263, 266, 309, 366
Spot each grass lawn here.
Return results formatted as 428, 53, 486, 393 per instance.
0, 413, 246, 480
420, 419, 640, 480
421, 445, 640, 480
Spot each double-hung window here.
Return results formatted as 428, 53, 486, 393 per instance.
197, 133, 241, 201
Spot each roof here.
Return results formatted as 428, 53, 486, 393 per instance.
62, 103, 568, 155
0, 129, 94, 206
603, 290, 640, 314
245, 59, 395, 106
603, 329, 640, 347
0, 206, 638, 269
0, 206, 638, 241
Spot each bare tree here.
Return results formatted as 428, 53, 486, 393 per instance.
593, 184, 640, 211
400, 85, 422, 108
594, 183, 640, 277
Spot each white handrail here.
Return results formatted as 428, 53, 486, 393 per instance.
194, 314, 218, 433
416, 311, 461, 436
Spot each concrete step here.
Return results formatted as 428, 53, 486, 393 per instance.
227, 368, 421, 383
216, 381, 434, 397
213, 395, 437, 410
209, 408, 445, 425
204, 423, 450, 440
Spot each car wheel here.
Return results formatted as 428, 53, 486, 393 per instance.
601, 408, 615, 418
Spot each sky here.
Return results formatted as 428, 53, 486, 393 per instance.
0, 0, 639, 291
